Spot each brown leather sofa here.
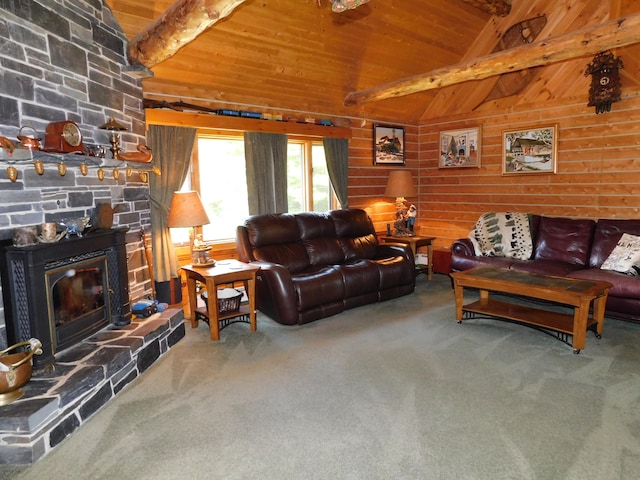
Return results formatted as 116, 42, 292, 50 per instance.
451, 215, 640, 322
236, 209, 416, 325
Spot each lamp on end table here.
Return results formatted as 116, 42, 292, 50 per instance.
166, 191, 213, 266
384, 170, 417, 236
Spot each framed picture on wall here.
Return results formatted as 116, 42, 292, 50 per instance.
439, 127, 481, 168
502, 124, 558, 175
373, 125, 405, 165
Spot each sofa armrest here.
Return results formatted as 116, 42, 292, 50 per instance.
250, 261, 301, 325
451, 238, 475, 257
376, 243, 414, 264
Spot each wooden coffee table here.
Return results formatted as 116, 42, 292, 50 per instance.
450, 267, 613, 353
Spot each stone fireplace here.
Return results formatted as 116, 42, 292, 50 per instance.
0, 229, 132, 370
0, 1, 185, 465
0, 0, 152, 350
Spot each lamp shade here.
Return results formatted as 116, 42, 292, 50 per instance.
384, 170, 416, 198
166, 191, 210, 228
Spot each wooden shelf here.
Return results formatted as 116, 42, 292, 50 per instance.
146, 110, 352, 139
462, 298, 597, 335
195, 304, 249, 322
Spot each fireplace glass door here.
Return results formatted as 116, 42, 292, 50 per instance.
46, 256, 111, 353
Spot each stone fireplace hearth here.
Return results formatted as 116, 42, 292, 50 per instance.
0, 308, 184, 465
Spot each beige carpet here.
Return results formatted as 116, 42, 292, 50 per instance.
2, 274, 640, 480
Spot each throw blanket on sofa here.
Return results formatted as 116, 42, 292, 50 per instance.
468, 212, 533, 260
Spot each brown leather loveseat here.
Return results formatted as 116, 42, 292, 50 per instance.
236, 208, 416, 325
451, 215, 640, 323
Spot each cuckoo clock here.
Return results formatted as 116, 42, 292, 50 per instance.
584, 50, 623, 114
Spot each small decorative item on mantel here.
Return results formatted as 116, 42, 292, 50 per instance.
94, 203, 122, 229
62, 216, 91, 238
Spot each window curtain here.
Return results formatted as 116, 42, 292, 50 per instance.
323, 137, 349, 209
244, 132, 288, 214
148, 125, 197, 287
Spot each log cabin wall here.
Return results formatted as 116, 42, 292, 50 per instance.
416, 92, 640, 249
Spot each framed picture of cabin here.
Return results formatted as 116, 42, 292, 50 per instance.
373, 125, 405, 165
439, 127, 481, 168
502, 124, 558, 175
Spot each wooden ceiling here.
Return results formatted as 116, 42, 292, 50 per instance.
105, 0, 640, 125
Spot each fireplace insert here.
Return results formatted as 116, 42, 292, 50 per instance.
47, 256, 110, 354
0, 229, 131, 369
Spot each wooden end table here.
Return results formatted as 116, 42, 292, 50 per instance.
450, 267, 613, 353
379, 234, 435, 280
182, 260, 260, 341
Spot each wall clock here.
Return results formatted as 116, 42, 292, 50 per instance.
43, 121, 85, 153
585, 50, 623, 114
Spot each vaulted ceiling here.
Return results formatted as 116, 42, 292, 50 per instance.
105, 0, 640, 125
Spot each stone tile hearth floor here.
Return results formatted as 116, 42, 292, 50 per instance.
0, 308, 185, 465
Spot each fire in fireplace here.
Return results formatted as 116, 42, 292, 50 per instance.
47, 256, 110, 353
0, 229, 132, 370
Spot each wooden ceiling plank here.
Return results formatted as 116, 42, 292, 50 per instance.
344, 11, 640, 106
461, 0, 511, 17
128, 0, 248, 68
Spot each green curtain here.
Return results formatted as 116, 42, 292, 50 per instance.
244, 131, 288, 214
323, 137, 349, 209
148, 125, 196, 284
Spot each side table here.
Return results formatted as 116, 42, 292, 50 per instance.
182, 260, 260, 341
379, 235, 436, 280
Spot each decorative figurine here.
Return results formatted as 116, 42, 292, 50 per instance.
406, 204, 417, 232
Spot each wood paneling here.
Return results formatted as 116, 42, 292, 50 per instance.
106, 0, 490, 124
111, 0, 640, 254
417, 92, 640, 248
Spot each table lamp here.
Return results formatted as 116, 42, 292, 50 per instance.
166, 191, 212, 266
384, 170, 417, 236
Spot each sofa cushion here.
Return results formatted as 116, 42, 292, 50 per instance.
295, 212, 344, 265
568, 268, 640, 300
340, 234, 379, 261
245, 213, 300, 247
600, 233, 640, 276
296, 212, 336, 239
253, 243, 310, 273
334, 260, 381, 297
590, 219, 640, 267
330, 209, 374, 237
329, 209, 379, 261
291, 267, 345, 310
534, 216, 595, 266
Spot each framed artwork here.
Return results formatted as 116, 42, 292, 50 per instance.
439, 127, 481, 168
373, 125, 405, 165
502, 124, 558, 175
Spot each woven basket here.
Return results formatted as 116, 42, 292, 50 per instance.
201, 288, 242, 314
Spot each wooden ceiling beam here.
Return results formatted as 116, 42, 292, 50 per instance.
344, 11, 640, 106
128, 0, 248, 68
461, 0, 511, 17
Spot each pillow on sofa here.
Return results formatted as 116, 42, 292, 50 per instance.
601, 233, 640, 276
469, 212, 533, 260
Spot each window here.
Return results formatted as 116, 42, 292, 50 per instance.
172, 134, 338, 244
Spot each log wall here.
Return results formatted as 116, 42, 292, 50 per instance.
415, 92, 640, 248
